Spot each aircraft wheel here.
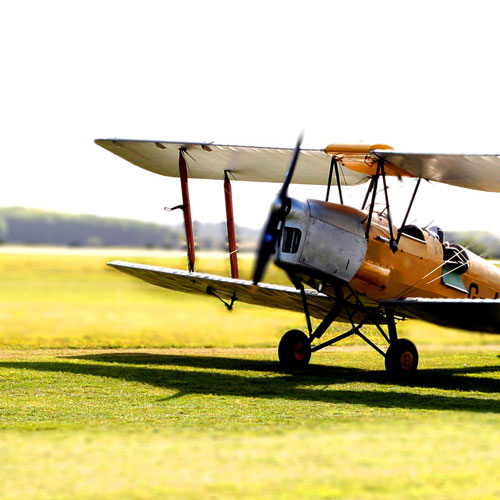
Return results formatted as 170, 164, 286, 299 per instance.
278, 330, 311, 370
385, 338, 419, 377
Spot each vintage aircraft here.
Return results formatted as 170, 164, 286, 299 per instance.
95, 136, 500, 377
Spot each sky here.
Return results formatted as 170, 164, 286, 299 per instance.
2, 0, 500, 233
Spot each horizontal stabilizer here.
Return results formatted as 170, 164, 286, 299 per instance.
107, 261, 335, 319
381, 298, 500, 334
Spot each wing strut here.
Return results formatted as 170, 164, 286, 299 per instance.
223, 171, 239, 279
364, 158, 399, 252
395, 177, 422, 247
179, 149, 195, 272
364, 159, 382, 239
169, 152, 241, 278
325, 157, 344, 205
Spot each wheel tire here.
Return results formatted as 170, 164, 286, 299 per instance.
385, 338, 419, 378
278, 330, 311, 370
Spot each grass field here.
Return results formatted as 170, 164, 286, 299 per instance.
1, 248, 498, 348
2, 248, 500, 499
0, 249, 301, 348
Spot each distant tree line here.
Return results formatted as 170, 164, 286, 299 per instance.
1, 207, 499, 258
0, 207, 260, 250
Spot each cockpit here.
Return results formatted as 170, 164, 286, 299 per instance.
399, 224, 426, 242
398, 222, 469, 291
427, 226, 445, 243
399, 224, 445, 244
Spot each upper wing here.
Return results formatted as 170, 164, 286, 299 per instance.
95, 139, 500, 192
95, 139, 370, 186
381, 298, 500, 334
374, 150, 500, 192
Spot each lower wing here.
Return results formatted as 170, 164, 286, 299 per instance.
109, 262, 500, 333
108, 261, 382, 323
108, 261, 335, 319
381, 298, 500, 334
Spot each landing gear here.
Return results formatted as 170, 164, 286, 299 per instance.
385, 338, 419, 377
278, 282, 420, 378
278, 330, 311, 369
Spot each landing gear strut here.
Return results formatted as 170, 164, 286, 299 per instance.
279, 282, 419, 378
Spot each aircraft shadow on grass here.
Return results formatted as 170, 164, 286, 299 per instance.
1, 353, 500, 414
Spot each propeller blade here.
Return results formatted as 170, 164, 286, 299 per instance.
252, 202, 284, 285
252, 134, 303, 285
277, 132, 303, 202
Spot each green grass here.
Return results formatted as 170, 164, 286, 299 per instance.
0, 250, 304, 348
1, 249, 498, 348
2, 249, 500, 499
2, 347, 500, 499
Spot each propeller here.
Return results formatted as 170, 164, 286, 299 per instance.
252, 133, 303, 285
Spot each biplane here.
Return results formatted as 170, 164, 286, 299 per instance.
95, 136, 500, 377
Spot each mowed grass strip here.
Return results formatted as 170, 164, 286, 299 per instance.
2, 249, 500, 499
1, 347, 500, 499
1, 249, 500, 348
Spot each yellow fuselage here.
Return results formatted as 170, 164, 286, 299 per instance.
351, 213, 500, 301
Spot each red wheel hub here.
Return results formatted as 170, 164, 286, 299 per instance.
294, 342, 305, 361
400, 351, 414, 371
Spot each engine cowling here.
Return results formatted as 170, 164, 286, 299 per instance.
275, 199, 368, 283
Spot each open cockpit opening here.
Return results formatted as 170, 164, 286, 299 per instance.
399, 225, 426, 242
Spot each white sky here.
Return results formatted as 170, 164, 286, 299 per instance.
2, 0, 500, 233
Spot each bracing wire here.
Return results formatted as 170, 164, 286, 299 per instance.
396, 245, 469, 298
